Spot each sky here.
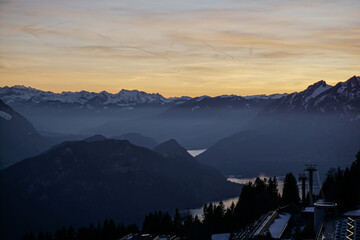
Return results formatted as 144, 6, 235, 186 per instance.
0, 0, 359, 97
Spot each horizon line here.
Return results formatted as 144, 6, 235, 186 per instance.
1, 75, 358, 98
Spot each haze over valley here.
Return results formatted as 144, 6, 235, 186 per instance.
1, 74, 359, 239
1, 76, 359, 174
1, 0, 360, 238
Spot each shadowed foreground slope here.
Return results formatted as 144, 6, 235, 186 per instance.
0, 139, 240, 239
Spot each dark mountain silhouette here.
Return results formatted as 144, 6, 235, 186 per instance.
116, 132, 158, 149
198, 115, 360, 176
0, 99, 51, 169
154, 139, 193, 157
83, 134, 107, 142
0, 139, 240, 239
154, 139, 192, 156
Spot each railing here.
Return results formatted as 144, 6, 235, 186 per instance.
248, 211, 274, 238
315, 219, 325, 240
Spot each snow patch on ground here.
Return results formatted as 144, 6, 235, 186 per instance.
307, 84, 331, 101
211, 233, 230, 240
268, 212, 291, 238
254, 212, 273, 236
0, 110, 12, 120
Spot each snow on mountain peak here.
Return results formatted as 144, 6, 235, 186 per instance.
244, 93, 287, 100
195, 95, 210, 102
0, 86, 169, 106
11, 85, 39, 91
304, 80, 332, 101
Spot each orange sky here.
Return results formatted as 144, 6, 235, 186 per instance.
0, 0, 359, 97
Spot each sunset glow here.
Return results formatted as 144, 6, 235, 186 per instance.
0, 0, 359, 97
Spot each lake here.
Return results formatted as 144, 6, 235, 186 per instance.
182, 175, 285, 219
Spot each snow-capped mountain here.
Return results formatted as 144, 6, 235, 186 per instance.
244, 93, 288, 100
310, 75, 360, 114
264, 80, 332, 112
0, 85, 288, 107
1, 76, 358, 115
262, 76, 360, 115
0, 86, 173, 106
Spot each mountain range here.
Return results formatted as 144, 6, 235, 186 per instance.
0, 84, 288, 147
197, 76, 360, 176
0, 85, 284, 108
2, 76, 359, 116
0, 86, 184, 106
0, 75, 359, 239
1, 75, 359, 163
261, 76, 360, 115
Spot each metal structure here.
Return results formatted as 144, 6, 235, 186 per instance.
346, 217, 355, 240
305, 164, 317, 206
298, 173, 307, 203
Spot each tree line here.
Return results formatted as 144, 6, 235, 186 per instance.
22, 220, 139, 240
22, 174, 299, 240
22, 151, 360, 240
321, 151, 360, 213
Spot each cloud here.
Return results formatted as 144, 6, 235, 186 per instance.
0, 0, 359, 96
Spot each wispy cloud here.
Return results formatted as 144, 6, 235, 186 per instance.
0, 0, 359, 96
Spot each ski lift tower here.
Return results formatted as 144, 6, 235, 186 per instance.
305, 164, 317, 206
298, 173, 307, 203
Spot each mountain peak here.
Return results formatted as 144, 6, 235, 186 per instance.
11, 85, 38, 91
345, 75, 360, 86
83, 134, 107, 143
304, 80, 331, 98
154, 139, 192, 159
312, 80, 327, 87
116, 132, 158, 149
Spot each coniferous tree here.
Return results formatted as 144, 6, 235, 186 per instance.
321, 151, 360, 213
45, 232, 52, 240
67, 226, 76, 240
173, 208, 182, 235
116, 223, 126, 237
54, 226, 66, 240
22, 232, 36, 240
282, 172, 300, 206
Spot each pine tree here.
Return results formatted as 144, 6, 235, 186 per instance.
282, 172, 300, 206
37, 231, 45, 240
173, 208, 182, 235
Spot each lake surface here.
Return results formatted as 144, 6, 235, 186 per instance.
187, 149, 207, 157
227, 175, 285, 194
182, 175, 285, 219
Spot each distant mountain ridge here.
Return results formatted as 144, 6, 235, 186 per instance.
0, 85, 287, 108
262, 76, 360, 115
116, 132, 158, 149
197, 76, 360, 176
0, 86, 177, 106
1, 77, 358, 113
1, 75, 358, 149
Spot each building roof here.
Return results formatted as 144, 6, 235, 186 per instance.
344, 209, 360, 217
303, 207, 314, 213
